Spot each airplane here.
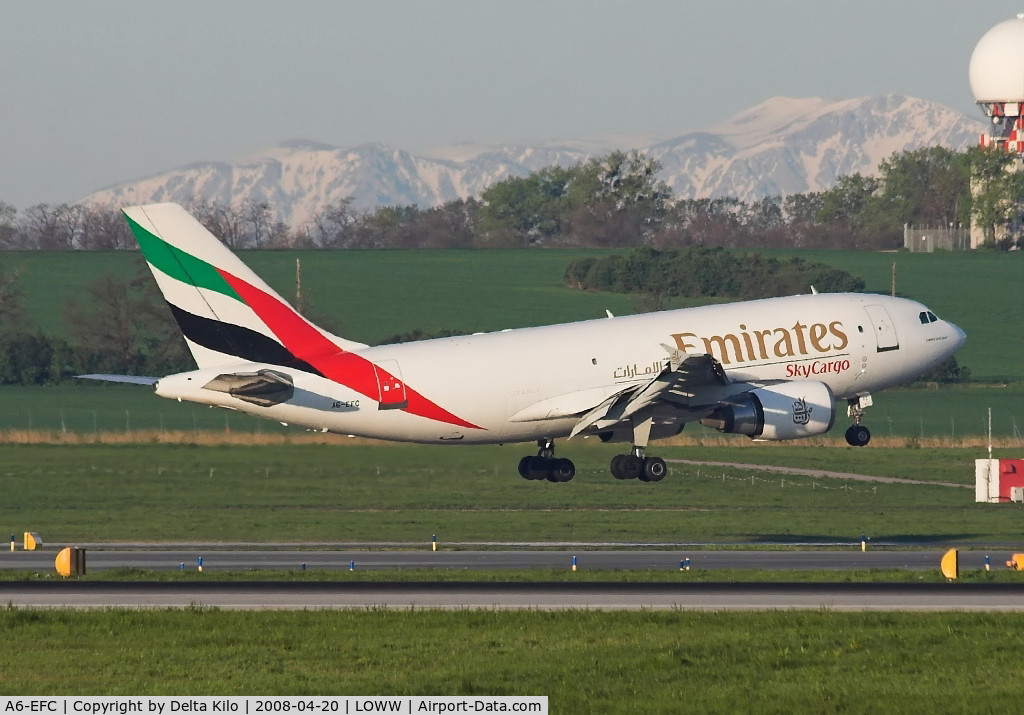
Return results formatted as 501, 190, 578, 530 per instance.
84, 202, 966, 483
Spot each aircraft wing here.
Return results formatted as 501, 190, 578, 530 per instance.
508, 351, 730, 437
568, 353, 729, 438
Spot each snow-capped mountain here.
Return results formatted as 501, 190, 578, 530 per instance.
647, 95, 983, 200
83, 94, 985, 227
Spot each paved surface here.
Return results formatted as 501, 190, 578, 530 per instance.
2, 581, 1024, 611
1, 547, 1014, 572
669, 459, 971, 489
6, 546, 1020, 611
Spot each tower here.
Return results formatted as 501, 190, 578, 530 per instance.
968, 14, 1024, 246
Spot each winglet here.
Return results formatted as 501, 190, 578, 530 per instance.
659, 343, 685, 371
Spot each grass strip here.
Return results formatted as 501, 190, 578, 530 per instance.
2, 443, 1022, 544
1, 607, 1022, 711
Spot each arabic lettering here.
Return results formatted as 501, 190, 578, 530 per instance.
792, 397, 812, 425
612, 361, 664, 380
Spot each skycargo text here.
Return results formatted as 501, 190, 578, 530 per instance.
785, 359, 851, 378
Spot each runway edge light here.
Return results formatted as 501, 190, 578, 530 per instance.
940, 549, 959, 580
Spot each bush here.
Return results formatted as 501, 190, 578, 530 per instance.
565, 247, 865, 301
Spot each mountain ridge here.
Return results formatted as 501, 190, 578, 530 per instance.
82, 94, 985, 226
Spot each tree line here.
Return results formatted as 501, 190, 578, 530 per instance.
1, 146, 1023, 252
565, 248, 865, 303
0, 263, 191, 385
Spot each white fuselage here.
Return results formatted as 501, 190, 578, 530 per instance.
154, 292, 965, 445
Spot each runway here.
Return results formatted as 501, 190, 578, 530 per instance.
0, 546, 1016, 572
3, 547, 1024, 610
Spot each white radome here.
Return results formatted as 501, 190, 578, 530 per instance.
970, 14, 1024, 104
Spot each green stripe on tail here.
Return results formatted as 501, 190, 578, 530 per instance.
124, 212, 242, 302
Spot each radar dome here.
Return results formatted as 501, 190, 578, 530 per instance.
970, 14, 1024, 103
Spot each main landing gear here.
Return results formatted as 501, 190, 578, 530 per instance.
610, 448, 667, 482
518, 411, 672, 484
845, 396, 872, 447
608, 409, 668, 482
518, 438, 576, 482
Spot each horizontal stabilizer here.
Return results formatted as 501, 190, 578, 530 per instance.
77, 374, 159, 386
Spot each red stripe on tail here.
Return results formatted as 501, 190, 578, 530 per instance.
218, 269, 482, 430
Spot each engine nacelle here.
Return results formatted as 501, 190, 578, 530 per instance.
700, 380, 835, 441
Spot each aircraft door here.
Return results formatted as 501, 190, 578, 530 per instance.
863, 304, 899, 353
373, 360, 409, 410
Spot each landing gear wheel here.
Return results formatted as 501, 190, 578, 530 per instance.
639, 456, 667, 482
518, 456, 552, 481
518, 456, 533, 479
548, 458, 576, 483
845, 424, 871, 447
613, 454, 644, 480
621, 455, 644, 480
519, 443, 574, 483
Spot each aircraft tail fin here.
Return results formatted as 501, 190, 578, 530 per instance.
123, 203, 365, 370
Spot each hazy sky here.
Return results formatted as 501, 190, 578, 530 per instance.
1, 1, 1020, 208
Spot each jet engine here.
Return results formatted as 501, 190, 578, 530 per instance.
700, 380, 835, 441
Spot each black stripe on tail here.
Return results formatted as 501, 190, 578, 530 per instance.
167, 303, 323, 375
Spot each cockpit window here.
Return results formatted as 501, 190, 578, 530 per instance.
919, 311, 939, 324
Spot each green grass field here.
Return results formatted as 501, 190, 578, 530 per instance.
2, 609, 1023, 710
1, 439, 1022, 704
1, 442, 1020, 545
4, 247, 1022, 379
3, 248, 634, 346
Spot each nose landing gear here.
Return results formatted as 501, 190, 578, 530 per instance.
845, 424, 871, 447
845, 395, 872, 447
